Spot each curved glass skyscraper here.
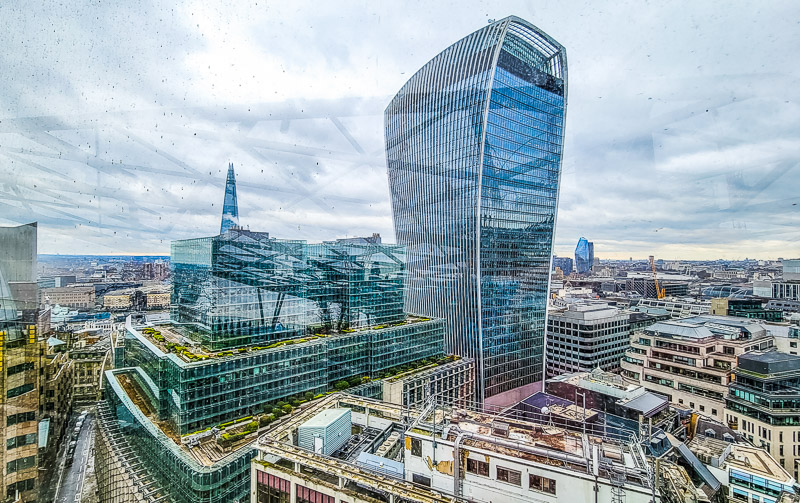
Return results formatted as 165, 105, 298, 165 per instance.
575, 237, 594, 275
385, 16, 567, 403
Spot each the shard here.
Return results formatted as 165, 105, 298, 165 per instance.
220, 162, 239, 234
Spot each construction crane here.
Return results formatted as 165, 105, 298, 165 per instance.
650, 256, 666, 299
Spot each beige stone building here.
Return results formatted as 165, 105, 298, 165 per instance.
146, 291, 170, 309
621, 315, 773, 421
104, 293, 132, 310
41, 285, 96, 309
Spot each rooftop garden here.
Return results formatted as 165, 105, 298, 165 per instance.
138, 315, 435, 362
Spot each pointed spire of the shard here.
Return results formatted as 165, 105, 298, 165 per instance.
220, 162, 239, 234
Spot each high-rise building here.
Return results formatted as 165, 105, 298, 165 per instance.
574, 237, 594, 274
220, 162, 239, 234
1, 223, 73, 503
552, 255, 573, 276
385, 16, 567, 404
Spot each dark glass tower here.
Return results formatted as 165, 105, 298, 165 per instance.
385, 16, 567, 402
574, 237, 594, 275
220, 162, 239, 234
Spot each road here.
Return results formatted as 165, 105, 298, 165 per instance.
54, 412, 95, 503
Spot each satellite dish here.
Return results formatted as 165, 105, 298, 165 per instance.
542, 406, 550, 415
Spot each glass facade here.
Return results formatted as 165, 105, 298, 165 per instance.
385, 16, 567, 400
220, 162, 239, 234
172, 231, 407, 350
574, 237, 594, 275
120, 316, 445, 434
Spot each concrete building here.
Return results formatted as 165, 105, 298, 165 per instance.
621, 315, 774, 421
251, 393, 664, 503
41, 285, 96, 309
689, 435, 796, 503
545, 301, 631, 378
625, 277, 689, 298
381, 356, 474, 408
726, 351, 800, 479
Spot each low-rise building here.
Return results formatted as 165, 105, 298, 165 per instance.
621, 315, 773, 421
636, 298, 711, 318
251, 394, 662, 503
725, 351, 800, 479
40, 285, 95, 309
103, 293, 132, 310
146, 291, 170, 309
689, 435, 795, 503
711, 298, 783, 322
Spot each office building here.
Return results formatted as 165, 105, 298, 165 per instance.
252, 393, 661, 503
145, 291, 170, 309
689, 435, 795, 503
621, 315, 773, 421
625, 277, 689, 298
783, 260, 800, 282
726, 351, 800, 478
103, 293, 133, 310
380, 355, 475, 408
70, 337, 111, 401
545, 301, 631, 378
95, 170, 451, 503
575, 237, 594, 274
711, 298, 783, 322
552, 256, 573, 276
385, 16, 567, 404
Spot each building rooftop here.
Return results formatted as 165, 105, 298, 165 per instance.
300, 408, 349, 429
688, 435, 794, 484
737, 350, 800, 376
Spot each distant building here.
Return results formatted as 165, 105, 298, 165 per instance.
145, 291, 170, 309
41, 285, 95, 309
220, 162, 239, 234
103, 293, 132, 310
545, 302, 631, 378
710, 298, 783, 322
626, 277, 689, 298
783, 259, 800, 281
636, 298, 711, 318
726, 351, 800, 479
552, 256, 573, 276
621, 315, 774, 421
575, 237, 594, 274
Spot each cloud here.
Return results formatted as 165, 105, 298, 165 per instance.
0, 1, 798, 259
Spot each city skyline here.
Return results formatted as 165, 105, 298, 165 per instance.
0, 2, 798, 260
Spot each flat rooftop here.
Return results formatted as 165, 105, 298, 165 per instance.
738, 350, 800, 375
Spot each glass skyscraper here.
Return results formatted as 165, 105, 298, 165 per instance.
220, 162, 239, 234
574, 237, 594, 275
385, 16, 567, 402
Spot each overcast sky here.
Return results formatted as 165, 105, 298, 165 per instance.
0, 1, 798, 259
